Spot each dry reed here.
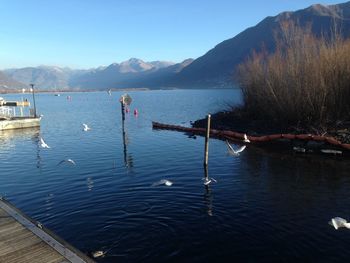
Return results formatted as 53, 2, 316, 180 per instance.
237, 21, 350, 130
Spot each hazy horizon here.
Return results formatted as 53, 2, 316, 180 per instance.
1, 0, 346, 70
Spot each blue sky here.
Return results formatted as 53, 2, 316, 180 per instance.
0, 0, 346, 69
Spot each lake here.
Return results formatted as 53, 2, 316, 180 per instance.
1, 89, 350, 262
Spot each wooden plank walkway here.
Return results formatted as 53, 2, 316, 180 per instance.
0, 198, 95, 263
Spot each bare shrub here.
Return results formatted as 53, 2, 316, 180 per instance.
237, 21, 350, 129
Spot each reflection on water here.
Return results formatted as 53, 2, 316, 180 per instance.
121, 113, 133, 169
203, 166, 213, 216
87, 177, 94, 191
0, 127, 40, 149
35, 135, 42, 169
44, 193, 54, 217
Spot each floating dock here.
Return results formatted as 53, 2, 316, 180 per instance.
2, 101, 31, 107
0, 117, 41, 131
0, 96, 40, 131
0, 198, 94, 263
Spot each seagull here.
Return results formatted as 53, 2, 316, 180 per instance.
92, 250, 107, 258
321, 149, 342, 155
202, 177, 217, 186
243, 134, 250, 143
226, 141, 246, 156
57, 159, 76, 166
293, 146, 306, 153
37, 222, 43, 229
40, 137, 50, 148
82, 123, 91, 131
91, 240, 120, 258
152, 179, 173, 187
329, 217, 350, 230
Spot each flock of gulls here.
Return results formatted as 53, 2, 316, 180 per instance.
39, 124, 349, 259
41, 122, 350, 257
151, 134, 251, 188
40, 126, 250, 186
39, 123, 91, 165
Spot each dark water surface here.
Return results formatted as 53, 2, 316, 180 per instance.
1, 89, 350, 262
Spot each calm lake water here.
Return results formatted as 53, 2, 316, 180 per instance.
1, 89, 350, 262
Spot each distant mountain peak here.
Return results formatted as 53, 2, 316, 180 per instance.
175, 1, 350, 87
149, 60, 175, 69
119, 58, 153, 73
127, 57, 144, 63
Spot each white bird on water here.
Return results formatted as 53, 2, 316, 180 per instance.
330, 217, 350, 230
243, 134, 250, 143
82, 123, 91, 131
40, 137, 50, 148
92, 250, 107, 258
226, 141, 246, 156
202, 177, 217, 186
57, 159, 76, 166
152, 179, 173, 187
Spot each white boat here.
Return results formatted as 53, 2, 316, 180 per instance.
0, 98, 40, 131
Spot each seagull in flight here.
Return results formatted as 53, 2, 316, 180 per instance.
226, 140, 246, 156
82, 123, 91, 131
152, 179, 173, 187
57, 159, 76, 166
40, 137, 50, 148
202, 177, 217, 186
243, 134, 250, 143
330, 217, 350, 230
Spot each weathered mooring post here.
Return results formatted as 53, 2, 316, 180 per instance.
203, 114, 211, 167
119, 94, 132, 122
119, 94, 133, 168
30, 84, 37, 118
120, 97, 125, 121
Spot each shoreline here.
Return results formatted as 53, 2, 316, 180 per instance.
0, 87, 234, 94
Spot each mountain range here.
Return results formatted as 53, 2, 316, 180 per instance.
0, 71, 26, 92
2, 1, 350, 91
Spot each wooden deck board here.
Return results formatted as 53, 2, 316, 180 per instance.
0, 209, 9, 217
0, 221, 22, 235
0, 199, 95, 263
0, 215, 14, 228
0, 241, 65, 263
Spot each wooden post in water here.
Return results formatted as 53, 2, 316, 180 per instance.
120, 97, 125, 121
30, 84, 37, 118
119, 94, 133, 168
203, 114, 211, 167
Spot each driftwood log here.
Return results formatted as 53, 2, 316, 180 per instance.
152, 121, 350, 154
